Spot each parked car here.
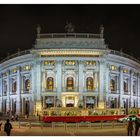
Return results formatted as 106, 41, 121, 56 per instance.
118, 114, 140, 122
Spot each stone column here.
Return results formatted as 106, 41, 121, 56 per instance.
36, 60, 41, 101
54, 96, 56, 107
21, 98, 24, 115
57, 60, 62, 100
16, 66, 21, 115
0, 74, 2, 112
137, 73, 139, 108
34, 60, 42, 114
6, 70, 10, 113
79, 60, 84, 102
98, 60, 106, 109
30, 63, 35, 115
130, 70, 133, 108
43, 96, 46, 108
105, 63, 109, 108
84, 96, 86, 108
119, 66, 123, 108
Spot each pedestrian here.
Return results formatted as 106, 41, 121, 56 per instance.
11, 115, 14, 121
4, 119, 13, 136
15, 115, 18, 121
0, 119, 2, 131
127, 117, 134, 136
135, 117, 140, 136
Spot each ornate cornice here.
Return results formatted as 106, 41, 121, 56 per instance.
32, 49, 107, 57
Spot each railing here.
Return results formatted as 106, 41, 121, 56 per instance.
109, 49, 140, 64
123, 92, 131, 95
39, 33, 101, 39
0, 49, 31, 64
0, 120, 127, 134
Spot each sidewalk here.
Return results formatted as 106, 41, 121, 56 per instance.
0, 126, 139, 136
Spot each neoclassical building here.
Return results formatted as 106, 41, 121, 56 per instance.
0, 26, 140, 116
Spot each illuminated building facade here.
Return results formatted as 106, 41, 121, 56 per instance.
0, 27, 140, 116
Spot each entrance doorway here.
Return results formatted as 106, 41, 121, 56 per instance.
62, 93, 79, 107
66, 103, 74, 107
85, 96, 95, 108
25, 101, 30, 115
12, 100, 16, 115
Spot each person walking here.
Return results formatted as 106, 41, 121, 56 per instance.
11, 115, 14, 121
15, 115, 18, 121
135, 117, 140, 136
0, 119, 2, 131
127, 117, 134, 136
4, 119, 13, 136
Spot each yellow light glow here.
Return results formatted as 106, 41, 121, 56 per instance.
123, 68, 128, 73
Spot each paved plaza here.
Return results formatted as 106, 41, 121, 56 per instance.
0, 122, 140, 136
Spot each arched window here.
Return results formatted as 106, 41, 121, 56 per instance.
133, 81, 136, 94
47, 77, 54, 91
86, 77, 94, 91
3, 81, 7, 94
124, 81, 128, 92
25, 79, 30, 92
110, 79, 115, 91
12, 81, 17, 92
67, 77, 74, 90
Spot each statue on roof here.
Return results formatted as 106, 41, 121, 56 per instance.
65, 22, 75, 33
99, 24, 104, 34
37, 24, 41, 35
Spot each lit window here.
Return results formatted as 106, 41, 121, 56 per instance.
123, 69, 128, 73
110, 65, 118, 71
65, 60, 76, 65
124, 81, 128, 92
47, 77, 54, 91
86, 61, 96, 66
44, 61, 49, 65
11, 68, 17, 73
110, 79, 116, 91
4, 72, 8, 76
44, 60, 55, 65
112, 66, 115, 70
86, 77, 94, 91
25, 79, 30, 92
23, 65, 31, 71
67, 77, 74, 90
12, 81, 17, 92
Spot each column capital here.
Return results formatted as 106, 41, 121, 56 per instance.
36, 59, 41, 65
17, 66, 21, 71
119, 66, 123, 71
130, 69, 134, 75
137, 73, 140, 77
99, 59, 105, 64
106, 63, 110, 68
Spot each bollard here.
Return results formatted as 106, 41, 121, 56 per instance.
112, 121, 114, 128
76, 123, 79, 129
41, 122, 43, 129
76, 123, 79, 134
52, 122, 55, 136
88, 122, 91, 128
29, 121, 31, 128
19, 121, 20, 128
100, 121, 103, 129
65, 123, 67, 130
